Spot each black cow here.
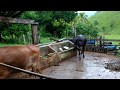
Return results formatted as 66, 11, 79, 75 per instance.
69, 35, 87, 60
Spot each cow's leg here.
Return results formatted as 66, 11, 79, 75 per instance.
79, 50, 81, 60
32, 62, 41, 73
31, 54, 41, 74
83, 46, 85, 58
0, 68, 10, 79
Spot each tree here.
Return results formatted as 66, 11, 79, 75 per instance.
35, 11, 77, 38
73, 12, 98, 38
0, 23, 9, 42
94, 20, 98, 26
0, 11, 77, 43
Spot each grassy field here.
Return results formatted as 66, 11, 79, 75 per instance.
40, 37, 55, 44
89, 11, 120, 35
0, 37, 59, 47
101, 34, 120, 39
99, 34, 120, 45
89, 11, 120, 44
0, 43, 24, 47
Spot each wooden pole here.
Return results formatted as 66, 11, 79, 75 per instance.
27, 32, 31, 44
23, 34, 26, 44
0, 16, 38, 24
66, 30, 68, 39
99, 36, 102, 47
31, 24, 38, 44
0, 62, 57, 79
72, 26, 76, 39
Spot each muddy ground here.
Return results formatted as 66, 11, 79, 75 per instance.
41, 51, 120, 79
8, 51, 120, 79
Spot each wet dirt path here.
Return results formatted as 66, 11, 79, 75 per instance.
41, 51, 120, 79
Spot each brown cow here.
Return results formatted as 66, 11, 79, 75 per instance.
0, 45, 41, 79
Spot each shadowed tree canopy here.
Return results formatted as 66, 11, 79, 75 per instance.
35, 11, 77, 38
0, 11, 77, 43
0, 11, 25, 42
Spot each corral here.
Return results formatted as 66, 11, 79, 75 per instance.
0, 39, 120, 79
0, 11, 120, 79
85, 37, 120, 55
0, 40, 77, 79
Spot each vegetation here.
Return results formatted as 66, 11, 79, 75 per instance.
20, 11, 77, 38
0, 11, 100, 45
0, 11, 78, 44
0, 11, 120, 45
89, 11, 120, 39
74, 13, 99, 38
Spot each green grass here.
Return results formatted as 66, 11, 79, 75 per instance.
40, 37, 54, 44
101, 34, 120, 39
88, 12, 120, 56
99, 34, 120, 45
89, 11, 120, 36
0, 37, 60, 47
0, 43, 23, 47
116, 50, 120, 58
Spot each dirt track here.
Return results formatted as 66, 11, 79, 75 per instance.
41, 51, 120, 79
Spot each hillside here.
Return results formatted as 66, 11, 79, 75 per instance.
88, 11, 120, 39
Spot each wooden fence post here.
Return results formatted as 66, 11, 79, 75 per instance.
72, 26, 76, 39
31, 24, 38, 44
99, 36, 102, 47
23, 34, 26, 44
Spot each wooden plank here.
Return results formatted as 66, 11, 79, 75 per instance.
11, 11, 24, 18
104, 39, 120, 42
50, 37, 66, 42
0, 16, 38, 24
114, 45, 120, 46
0, 62, 57, 79
103, 44, 120, 46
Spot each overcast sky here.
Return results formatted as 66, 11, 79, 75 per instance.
77, 11, 97, 17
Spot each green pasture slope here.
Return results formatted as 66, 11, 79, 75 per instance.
89, 11, 120, 39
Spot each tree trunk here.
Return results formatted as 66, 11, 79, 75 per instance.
0, 33, 4, 42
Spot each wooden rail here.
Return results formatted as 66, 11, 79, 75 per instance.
0, 16, 38, 24
50, 37, 66, 42
104, 39, 120, 42
0, 16, 39, 44
0, 62, 57, 79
